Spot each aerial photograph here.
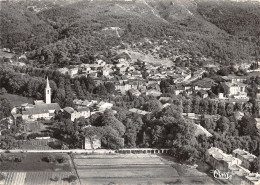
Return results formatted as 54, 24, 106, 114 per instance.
0, 0, 259, 184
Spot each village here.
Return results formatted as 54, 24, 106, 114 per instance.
1, 44, 260, 184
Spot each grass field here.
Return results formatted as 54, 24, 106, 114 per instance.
0, 93, 34, 107
74, 154, 218, 185
0, 153, 72, 171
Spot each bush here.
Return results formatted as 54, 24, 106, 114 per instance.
50, 176, 59, 182
42, 155, 56, 163
14, 157, 22, 162
56, 156, 66, 163
63, 175, 77, 183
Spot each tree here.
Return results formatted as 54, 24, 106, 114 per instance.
215, 116, 230, 134
104, 82, 115, 94
0, 98, 12, 120
143, 99, 162, 112
238, 115, 258, 137
249, 157, 260, 173
102, 110, 126, 137
0, 136, 17, 149
94, 84, 108, 96
124, 118, 137, 148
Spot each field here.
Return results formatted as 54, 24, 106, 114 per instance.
0, 171, 79, 185
74, 154, 218, 185
0, 153, 79, 185
0, 153, 72, 171
0, 93, 34, 107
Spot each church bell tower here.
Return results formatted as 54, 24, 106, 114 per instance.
45, 77, 51, 104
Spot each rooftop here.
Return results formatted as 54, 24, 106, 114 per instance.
208, 147, 235, 162
233, 148, 257, 161
63, 107, 75, 114
22, 103, 61, 115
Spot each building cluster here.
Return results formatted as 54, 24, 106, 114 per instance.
207, 147, 259, 185
11, 78, 114, 122
12, 78, 61, 121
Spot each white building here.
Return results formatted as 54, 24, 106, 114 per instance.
63, 107, 90, 121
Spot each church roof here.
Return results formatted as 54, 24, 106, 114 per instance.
22, 103, 60, 115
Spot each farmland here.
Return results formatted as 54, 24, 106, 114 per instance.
0, 171, 79, 185
74, 154, 218, 185
0, 153, 79, 185
0, 153, 72, 171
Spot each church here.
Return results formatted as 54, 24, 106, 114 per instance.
18, 78, 61, 121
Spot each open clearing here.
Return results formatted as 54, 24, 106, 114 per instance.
74, 154, 217, 185
117, 49, 173, 67
0, 93, 34, 107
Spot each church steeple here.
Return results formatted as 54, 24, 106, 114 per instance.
45, 77, 51, 104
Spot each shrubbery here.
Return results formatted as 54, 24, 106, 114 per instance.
42, 154, 67, 163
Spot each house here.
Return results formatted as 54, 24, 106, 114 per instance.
73, 99, 94, 107
84, 136, 101, 150
146, 89, 162, 97
129, 108, 150, 115
128, 88, 141, 97
182, 113, 197, 120
224, 82, 247, 98
168, 84, 185, 95
162, 103, 171, 108
207, 147, 242, 172
63, 107, 90, 121
222, 76, 247, 83
232, 149, 257, 169
18, 54, 27, 60
208, 147, 260, 185
229, 164, 251, 185
95, 59, 106, 67
68, 68, 79, 77
192, 78, 216, 91
96, 101, 113, 112
244, 173, 260, 185
255, 118, 260, 130
57, 68, 69, 75
102, 69, 111, 76
197, 90, 208, 99
159, 97, 171, 103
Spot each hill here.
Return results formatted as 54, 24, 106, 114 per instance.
0, 0, 259, 67
0, 1, 56, 49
